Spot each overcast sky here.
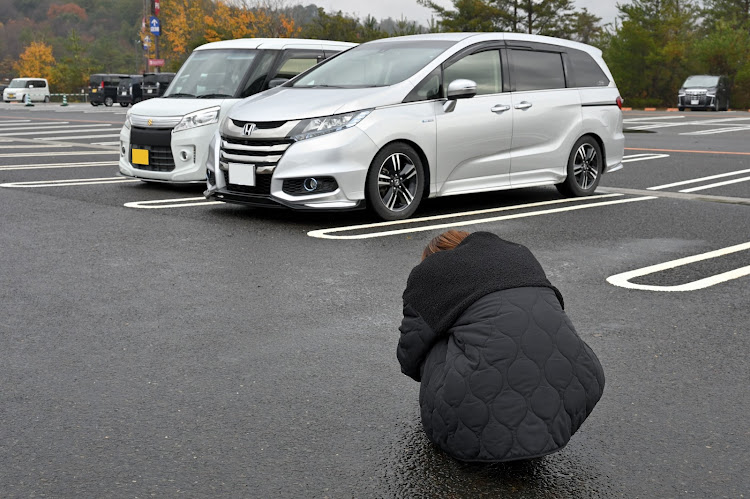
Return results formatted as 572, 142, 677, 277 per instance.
312, 0, 622, 28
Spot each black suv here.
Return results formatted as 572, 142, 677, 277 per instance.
141, 72, 176, 100
89, 74, 129, 106
116, 75, 143, 107
678, 75, 730, 111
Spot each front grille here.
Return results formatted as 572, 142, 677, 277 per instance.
222, 170, 272, 195
131, 144, 175, 172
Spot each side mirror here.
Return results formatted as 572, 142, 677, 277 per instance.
446, 79, 477, 100
268, 78, 288, 88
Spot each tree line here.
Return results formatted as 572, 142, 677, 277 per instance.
2, 0, 749, 109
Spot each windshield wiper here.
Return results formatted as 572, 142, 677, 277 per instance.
165, 93, 195, 98
197, 93, 233, 98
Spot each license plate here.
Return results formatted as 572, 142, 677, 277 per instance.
92, 89, 97, 93
147, 89, 153, 93
121, 92, 127, 95
691, 99, 699, 105
8, 93, 14, 98
131, 148, 149, 165
228, 163, 255, 186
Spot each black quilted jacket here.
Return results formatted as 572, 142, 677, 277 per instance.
397, 232, 605, 462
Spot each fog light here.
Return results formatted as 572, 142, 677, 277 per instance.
180, 150, 189, 161
121, 142, 126, 156
303, 177, 318, 192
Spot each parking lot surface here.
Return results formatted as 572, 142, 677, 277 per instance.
1, 103, 748, 497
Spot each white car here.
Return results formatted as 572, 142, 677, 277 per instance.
118, 38, 356, 183
3, 78, 51, 103
205, 33, 625, 220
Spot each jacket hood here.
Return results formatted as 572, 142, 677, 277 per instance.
227, 85, 410, 122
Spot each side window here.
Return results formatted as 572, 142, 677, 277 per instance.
26, 81, 34, 88
567, 49, 609, 87
404, 67, 442, 103
274, 56, 319, 80
444, 50, 502, 95
511, 49, 566, 91
38, 80, 47, 88
239, 52, 276, 98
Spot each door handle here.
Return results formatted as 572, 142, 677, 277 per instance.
514, 101, 532, 110
491, 104, 511, 113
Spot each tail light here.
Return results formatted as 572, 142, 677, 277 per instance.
616, 96, 623, 110
100, 81, 105, 89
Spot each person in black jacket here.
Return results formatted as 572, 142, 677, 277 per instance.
397, 230, 605, 462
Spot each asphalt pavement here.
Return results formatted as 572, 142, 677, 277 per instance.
0, 103, 748, 497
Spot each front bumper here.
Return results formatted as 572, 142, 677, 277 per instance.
678, 94, 716, 109
118, 122, 217, 183
205, 126, 378, 211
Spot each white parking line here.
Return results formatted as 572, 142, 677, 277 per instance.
0, 161, 118, 171
623, 116, 686, 123
0, 144, 73, 149
0, 120, 32, 124
41, 134, 120, 140
0, 125, 112, 136
91, 141, 120, 146
0, 151, 118, 158
0, 121, 71, 128
622, 153, 670, 163
648, 169, 750, 190
0, 177, 138, 188
308, 194, 657, 240
680, 126, 750, 135
124, 197, 223, 209
607, 241, 750, 291
679, 176, 750, 193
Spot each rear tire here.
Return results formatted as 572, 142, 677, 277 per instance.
91, 102, 99, 106
43, 96, 50, 103
556, 136, 602, 197
678, 107, 684, 111
119, 102, 129, 107
366, 143, 425, 221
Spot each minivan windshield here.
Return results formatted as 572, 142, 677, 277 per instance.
164, 49, 260, 98
292, 40, 455, 88
8, 79, 27, 88
683, 75, 720, 87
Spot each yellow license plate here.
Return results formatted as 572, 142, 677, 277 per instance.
131, 148, 149, 165
91, 88, 97, 93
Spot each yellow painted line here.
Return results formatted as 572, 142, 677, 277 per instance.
308, 194, 656, 240
607, 242, 750, 291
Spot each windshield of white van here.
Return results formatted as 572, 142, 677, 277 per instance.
292, 40, 455, 88
683, 75, 720, 87
164, 49, 265, 98
8, 80, 27, 88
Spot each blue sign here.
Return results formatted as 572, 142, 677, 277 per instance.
149, 16, 160, 36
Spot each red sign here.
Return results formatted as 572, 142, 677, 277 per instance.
148, 59, 165, 67
154, 0, 160, 16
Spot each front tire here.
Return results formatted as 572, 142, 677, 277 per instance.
119, 102, 129, 107
43, 96, 50, 103
556, 136, 602, 197
91, 102, 99, 106
366, 143, 424, 221
104, 97, 113, 107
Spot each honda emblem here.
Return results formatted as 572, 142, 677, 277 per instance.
243, 123, 257, 135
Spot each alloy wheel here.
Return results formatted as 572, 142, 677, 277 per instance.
377, 152, 418, 212
573, 143, 599, 190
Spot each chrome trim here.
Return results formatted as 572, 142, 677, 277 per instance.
221, 140, 289, 153
224, 119, 300, 139
130, 115, 182, 128
221, 151, 283, 163
218, 161, 276, 175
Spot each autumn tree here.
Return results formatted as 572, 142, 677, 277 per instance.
51, 30, 93, 93
13, 41, 56, 81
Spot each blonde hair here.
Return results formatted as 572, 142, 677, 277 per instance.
421, 230, 471, 261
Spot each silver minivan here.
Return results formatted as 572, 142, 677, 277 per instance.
205, 33, 625, 220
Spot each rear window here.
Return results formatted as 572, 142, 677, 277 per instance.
567, 49, 609, 87
511, 50, 566, 91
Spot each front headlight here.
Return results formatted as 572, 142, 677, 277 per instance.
706, 88, 717, 97
124, 111, 132, 130
290, 110, 372, 142
172, 106, 221, 134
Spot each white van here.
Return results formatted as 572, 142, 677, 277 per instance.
205, 33, 625, 220
3, 78, 51, 103
118, 38, 355, 183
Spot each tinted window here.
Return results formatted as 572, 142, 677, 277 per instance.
683, 75, 720, 87
568, 49, 609, 87
275, 57, 318, 80
511, 50, 565, 91
444, 50, 502, 95
166, 49, 261, 98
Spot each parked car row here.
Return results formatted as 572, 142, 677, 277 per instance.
116, 33, 626, 220
89, 72, 176, 107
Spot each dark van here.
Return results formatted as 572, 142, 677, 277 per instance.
89, 73, 128, 106
116, 75, 144, 107
140, 72, 176, 100
677, 75, 730, 111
